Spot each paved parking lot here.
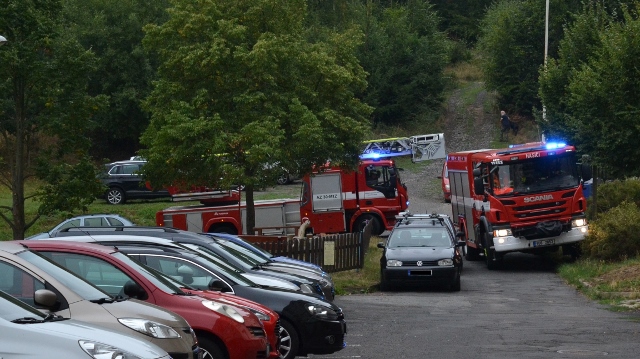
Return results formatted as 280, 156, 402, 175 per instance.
309, 253, 640, 359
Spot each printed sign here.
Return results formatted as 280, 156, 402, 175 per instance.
315, 193, 339, 201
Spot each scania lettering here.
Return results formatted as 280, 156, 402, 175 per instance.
446, 141, 590, 269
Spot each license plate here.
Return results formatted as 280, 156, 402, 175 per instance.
533, 238, 555, 247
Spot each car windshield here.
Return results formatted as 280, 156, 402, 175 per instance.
216, 239, 270, 265
111, 253, 186, 295
186, 251, 257, 287
16, 251, 112, 301
387, 229, 451, 248
211, 235, 274, 259
0, 290, 46, 321
489, 152, 580, 196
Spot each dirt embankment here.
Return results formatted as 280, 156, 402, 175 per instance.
402, 82, 498, 213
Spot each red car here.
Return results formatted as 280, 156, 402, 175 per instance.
440, 162, 451, 202
20, 240, 275, 359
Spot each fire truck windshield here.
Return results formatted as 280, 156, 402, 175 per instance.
489, 153, 580, 196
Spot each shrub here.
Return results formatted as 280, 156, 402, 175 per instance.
582, 201, 640, 261
593, 178, 640, 214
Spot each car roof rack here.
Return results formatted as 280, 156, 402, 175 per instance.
395, 211, 448, 226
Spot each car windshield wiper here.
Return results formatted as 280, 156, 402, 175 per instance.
42, 313, 68, 322
90, 297, 116, 304
11, 316, 44, 324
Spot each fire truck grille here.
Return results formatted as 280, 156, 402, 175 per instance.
513, 208, 566, 218
513, 222, 572, 240
513, 201, 567, 211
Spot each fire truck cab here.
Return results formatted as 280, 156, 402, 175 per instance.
447, 141, 590, 269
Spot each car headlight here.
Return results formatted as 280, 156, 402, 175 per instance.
306, 304, 339, 320
118, 318, 180, 339
299, 283, 314, 294
387, 259, 403, 267
445, 184, 450, 190
572, 218, 587, 227
202, 300, 245, 323
319, 278, 331, 287
438, 258, 454, 266
79, 340, 142, 359
249, 308, 271, 322
493, 229, 512, 237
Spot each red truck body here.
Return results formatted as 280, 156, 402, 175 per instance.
446, 141, 589, 269
156, 159, 409, 236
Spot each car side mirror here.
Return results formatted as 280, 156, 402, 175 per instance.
34, 289, 58, 309
123, 280, 146, 299
377, 242, 386, 249
208, 279, 232, 293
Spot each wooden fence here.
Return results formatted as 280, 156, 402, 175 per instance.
239, 220, 373, 273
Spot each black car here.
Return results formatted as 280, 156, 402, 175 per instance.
52, 226, 335, 301
377, 212, 466, 291
99, 160, 171, 204
110, 241, 347, 359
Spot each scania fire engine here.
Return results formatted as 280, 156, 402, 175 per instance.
446, 141, 590, 269
156, 133, 446, 236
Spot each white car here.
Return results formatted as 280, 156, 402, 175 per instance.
0, 290, 171, 359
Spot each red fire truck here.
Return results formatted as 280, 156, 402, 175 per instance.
156, 158, 410, 236
446, 141, 590, 269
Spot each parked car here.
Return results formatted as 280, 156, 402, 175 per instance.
100, 159, 171, 204
377, 212, 465, 291
0, 289, 172, 359
20, 240, 272, 359
0, 241, 199, 359
50, 226, 330, 299
26, 214, 135, 240
206, 232, 323, 272
42, 235, 347, 359
437, 162, 451, 202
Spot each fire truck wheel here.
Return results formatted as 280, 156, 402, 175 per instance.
354, 215, 382, 235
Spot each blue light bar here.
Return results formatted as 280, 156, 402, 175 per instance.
545, 142, 566, 150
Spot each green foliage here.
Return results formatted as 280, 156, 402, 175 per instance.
582, 201, 640, 261
592, 178, 640, 214
358, 1, 450, 127
477, 0, 584, 115
62, 0, 170, 161
565, 5, 640, 178
0, 0, 106, 238
140, 0, 371, 232
430, 0, 493, 43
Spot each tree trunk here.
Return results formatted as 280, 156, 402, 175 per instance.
12, 72, 26, 240
245, 184, 255, 235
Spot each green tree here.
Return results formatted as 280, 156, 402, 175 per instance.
140, 0, 371, 234
538, 2, 612, 145
357, 0, 449, 126
477, 0, 582, 115
62, 0, 170, 161
0, 0, 107, 239
566, 5, 640, 178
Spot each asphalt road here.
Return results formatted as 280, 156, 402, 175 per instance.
308, 253, 640, 359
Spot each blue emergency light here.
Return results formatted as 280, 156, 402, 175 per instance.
545, 142, 566, 150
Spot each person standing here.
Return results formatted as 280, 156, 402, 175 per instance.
500, 110, 511, 141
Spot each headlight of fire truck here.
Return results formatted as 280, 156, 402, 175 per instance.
493, 229, 512, 237
387, 260, 403, 267
572, 218, 587, 232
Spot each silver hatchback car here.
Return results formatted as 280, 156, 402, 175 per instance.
0, 241, 199, 359
0, 290, 172, 359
